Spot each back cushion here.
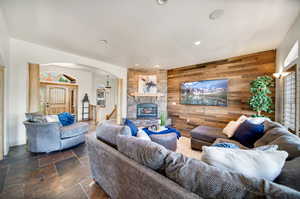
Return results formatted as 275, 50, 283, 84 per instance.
25, 112, 46, 123
116, 135, 169, 170
96, 121, 131, 146
254, 127, 292, 147
164, 152, 300, 198
275, 157, 300, 192
263, 120, 285, 132
270, 135, 300, 160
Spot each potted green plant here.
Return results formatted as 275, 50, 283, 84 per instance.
160, 112, 166, 126
248, 75, 274, 117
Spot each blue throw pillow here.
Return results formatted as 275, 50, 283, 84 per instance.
212, 142, 240, 149
232, 120, 264, 148
124, 119, 138, 136
58, 112, 75, 126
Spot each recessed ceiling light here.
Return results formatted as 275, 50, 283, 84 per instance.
134, 64, 140, 67
209, 9, 224, 20
154, 65, 160, 68
194, 41, 201, 46
157, 0, 168, 5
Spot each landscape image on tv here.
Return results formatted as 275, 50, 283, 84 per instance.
180, 79, 228, 106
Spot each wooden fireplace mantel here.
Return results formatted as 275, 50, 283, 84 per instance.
130, 92, 164, 98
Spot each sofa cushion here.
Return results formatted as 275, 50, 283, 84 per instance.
254, 127, 294, 147
275, 157, 300, 191
165, 151, 300, 198
253, 145, 278, 151
96, 121, 131, 146
270, 135, 300, 160
190, 126, 226, 143
232, 120, 264, 148
116, 135, 170, 170
60, 122, 89, 139
25, 112, 46, 123
150, 133, 177, 151
263, 120, 285, 132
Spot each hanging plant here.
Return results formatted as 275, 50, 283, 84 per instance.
248, 75, 274, 117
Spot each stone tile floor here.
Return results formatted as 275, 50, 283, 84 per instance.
0, 122, 201, 199
0, 141, 109, 199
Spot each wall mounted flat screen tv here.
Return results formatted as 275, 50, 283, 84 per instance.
180, 79, 228, 106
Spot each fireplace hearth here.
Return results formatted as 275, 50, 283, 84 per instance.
137, 103, 158, 118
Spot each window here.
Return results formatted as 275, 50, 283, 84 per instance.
283, 71, 296, 131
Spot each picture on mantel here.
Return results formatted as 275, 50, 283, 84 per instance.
138, 75, 157, 94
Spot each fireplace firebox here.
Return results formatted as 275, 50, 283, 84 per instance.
137, 103, 158, 118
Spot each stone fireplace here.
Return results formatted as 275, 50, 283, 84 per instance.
127, 69, 167, 120
137, 103, 158, 118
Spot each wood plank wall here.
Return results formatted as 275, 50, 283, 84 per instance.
167, 50, 276, 137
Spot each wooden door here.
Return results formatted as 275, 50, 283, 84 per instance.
46, 86, 69, 114
40, 82, 78, 117
0, 66, 4, 160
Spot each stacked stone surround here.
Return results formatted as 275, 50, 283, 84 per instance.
127, 69, 168, 120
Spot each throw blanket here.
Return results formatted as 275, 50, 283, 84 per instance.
58, 112, 75, 126
142, 126, 181, 139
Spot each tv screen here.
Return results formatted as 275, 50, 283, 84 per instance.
180, 79, 228, 106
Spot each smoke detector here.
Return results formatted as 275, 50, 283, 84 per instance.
157, 0, 168, 5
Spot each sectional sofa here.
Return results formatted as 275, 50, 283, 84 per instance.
87, 121, 300, 199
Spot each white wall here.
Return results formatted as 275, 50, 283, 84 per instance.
8, 38, 127, 146
276, 13, 300, 127
40, 65, 93, 121
0, 8, 10, 155
91, 74, 118, 121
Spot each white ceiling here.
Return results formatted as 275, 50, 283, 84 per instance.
1, 0, 300, 69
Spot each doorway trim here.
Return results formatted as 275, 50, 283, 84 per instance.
0, 65, 5, 160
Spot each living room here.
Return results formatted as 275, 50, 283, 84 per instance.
0, 1, 300, 198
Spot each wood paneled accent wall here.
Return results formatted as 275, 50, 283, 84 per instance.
167, 50, 276, 137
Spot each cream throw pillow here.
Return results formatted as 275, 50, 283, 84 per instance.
222, 121, 241, 138
45, 115, 60, 123
201, 146, 288, 181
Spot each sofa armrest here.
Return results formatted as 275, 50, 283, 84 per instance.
23, 121, 61, 152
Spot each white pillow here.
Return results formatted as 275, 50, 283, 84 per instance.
201, 146, 288, 181
45, 115, 60, 123
237, 115, 248, 123
136, 129, 151, 141
247, 117, 271, 125
222, 121, 241, 138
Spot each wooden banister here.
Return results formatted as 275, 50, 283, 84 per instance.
106, 105, 117, 120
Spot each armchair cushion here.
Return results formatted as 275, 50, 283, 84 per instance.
60, 122, 89, 139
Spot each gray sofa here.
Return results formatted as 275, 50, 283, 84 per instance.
24, 119, 89, 153
87, 121, 300, 199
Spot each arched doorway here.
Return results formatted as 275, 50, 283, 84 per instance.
40, 71, 78, 116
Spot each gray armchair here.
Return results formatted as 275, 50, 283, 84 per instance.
23, 121, 89, 153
